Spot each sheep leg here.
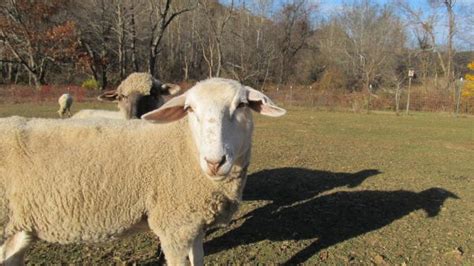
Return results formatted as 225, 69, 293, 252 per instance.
148, 213, 197, 266
0, 231, 33, 266
153, 234, 188, 266
188, 231, 204, 266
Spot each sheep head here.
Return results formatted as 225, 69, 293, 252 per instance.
142, 78, 286, 181
98, 73, 181, 119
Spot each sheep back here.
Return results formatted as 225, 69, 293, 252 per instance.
58, 94, 73, 108
71, 110, 123, 120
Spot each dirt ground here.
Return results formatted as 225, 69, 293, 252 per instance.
0, 103, 472, 265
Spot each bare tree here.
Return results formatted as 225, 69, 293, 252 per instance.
196, 0, 234, 78
72, 0, 116, 89
457, 2, 474, 47
113, 0, 128, 80
337, 1, 405, 111
397, 0, 458, 91
129, 1, 139, 72
432, 0, 456, 91
222, 1, 279, 86
147, 0, 194, 77
275, 0, 314, 84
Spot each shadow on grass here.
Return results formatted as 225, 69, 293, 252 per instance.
205, 168, 458, 264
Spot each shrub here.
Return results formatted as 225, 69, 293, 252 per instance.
81, 78, 99, 90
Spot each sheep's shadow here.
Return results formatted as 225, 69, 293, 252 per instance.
205, 168, 458, 264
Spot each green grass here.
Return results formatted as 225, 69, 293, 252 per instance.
0, 103, 473, 264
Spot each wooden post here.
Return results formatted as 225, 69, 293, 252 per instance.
406, 69, 415, 115
405, 76, 412, 114
367, 84, 372, 114
455, 78, 464, 116
289, 85, 293, 107
395, 82, 401, 116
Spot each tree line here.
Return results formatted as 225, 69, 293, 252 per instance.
0, 0, 471, 99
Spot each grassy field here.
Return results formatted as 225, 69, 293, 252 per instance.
0, 103, 473, 265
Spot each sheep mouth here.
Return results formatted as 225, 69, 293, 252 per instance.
206, 174, 227, 182
201, 158, 233, 180
205, 168, 232, 181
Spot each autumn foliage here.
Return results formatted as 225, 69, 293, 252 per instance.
463, 61, 474, 99
0, 0, 78, 87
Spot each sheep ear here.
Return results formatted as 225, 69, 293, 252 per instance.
141, 94, 187, 123
98, 90, 119, 102
246, 86, 286, 117
161, 83, 181, 95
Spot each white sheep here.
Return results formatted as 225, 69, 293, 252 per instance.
0, 78, 286, 265
57, 93, 73, 118
73, 72, 180, 120
71, 109, 122, 120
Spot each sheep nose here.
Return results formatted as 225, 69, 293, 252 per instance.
205, 156, 226, 175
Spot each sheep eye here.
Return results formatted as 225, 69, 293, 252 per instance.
238, 102, 248, 109
237, 102, 248, 108
185, 106, 194, 113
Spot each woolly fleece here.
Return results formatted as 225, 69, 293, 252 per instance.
71, 110, 122, 120
0, 116, 246, 248
116, 72, 159, 96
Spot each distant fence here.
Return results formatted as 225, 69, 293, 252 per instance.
1, 83, 473, 114
263, 85, 474, 114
